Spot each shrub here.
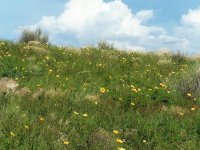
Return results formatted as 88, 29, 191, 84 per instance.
97, 41, 114, 50
171, 52, 187, 64
175, 67, 200, 98
19, 28, 49, 44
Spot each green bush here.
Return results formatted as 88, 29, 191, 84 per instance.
19, 28, 49, 44
171, 52, 187, 64
175, 67, 200, 98
97, 41, 114, 50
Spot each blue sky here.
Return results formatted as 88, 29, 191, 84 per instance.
125, 0, 199, 27
1, 0, 200, 53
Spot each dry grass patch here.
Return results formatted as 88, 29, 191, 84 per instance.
88, 128, 116, 149
162, 105, 188, 116
15, 87, 31, 97
24, 41, 49, 55
0, 77, 19, 93
44, 88, 65, 98
85, 94, 100, 103
32, 88, 44, 99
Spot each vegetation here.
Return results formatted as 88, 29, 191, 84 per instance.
97, 40, 114, 50
0, 40, 200, 149
19, 28, 49, 44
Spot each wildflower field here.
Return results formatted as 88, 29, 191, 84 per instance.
1, 40, 200, 149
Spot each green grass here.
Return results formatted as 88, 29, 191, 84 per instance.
0, 40, 200, 149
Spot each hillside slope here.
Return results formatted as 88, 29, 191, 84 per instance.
0, 41, 200, 149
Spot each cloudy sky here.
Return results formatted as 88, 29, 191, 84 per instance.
0, 0, 200, 53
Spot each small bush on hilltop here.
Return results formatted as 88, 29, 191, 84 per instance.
19, 28, 49, 44
171, 52, 187, 64
97, 41, 114, 50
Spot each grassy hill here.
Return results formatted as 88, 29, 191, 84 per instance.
1, 40, 200, 149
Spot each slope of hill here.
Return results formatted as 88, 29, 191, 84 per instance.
0, 40, 200, 149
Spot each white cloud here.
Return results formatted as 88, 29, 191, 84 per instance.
175, 7, 200, 53
135, 10, 154, 23
182, 7, 200, 27
20, 0, 189, 51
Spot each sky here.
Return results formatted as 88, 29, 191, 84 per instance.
0, 0, 200, 53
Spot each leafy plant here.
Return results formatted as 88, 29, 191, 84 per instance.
175, 66, 200, 98
97, 41, 114, 50
171, 52, 187, 64
19, 28, 49, 44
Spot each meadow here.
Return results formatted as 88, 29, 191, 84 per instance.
1, 40, 200, 149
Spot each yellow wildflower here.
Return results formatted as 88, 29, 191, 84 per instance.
83, 113, 88, 117
39, 117, 45, 121
118, 148, 126, 150
178, 112, 184, 116
143, 140, 147, 143
191, 107, 195, 111
131, 88, 138, 93
10, 132, 15, 137
63, 140, 70, 145
24, 125, 29, 129
46, 56, 50, 60
187, 93, 192, 97
74, 111, 79, 115
159, 83, 166, 88
119, 98, 123, 101
100, 87, 106, 94
113, 130, 119, 135
116, 138, 123, 144
130, 85, 135, 88
131, 102, 135, 106
155, 87, 159, 89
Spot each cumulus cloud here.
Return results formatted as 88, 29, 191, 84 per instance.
182, 7, 200, 27
135, 10, 154, 23
20, 0, 189, 51
175, 7, 200, 53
